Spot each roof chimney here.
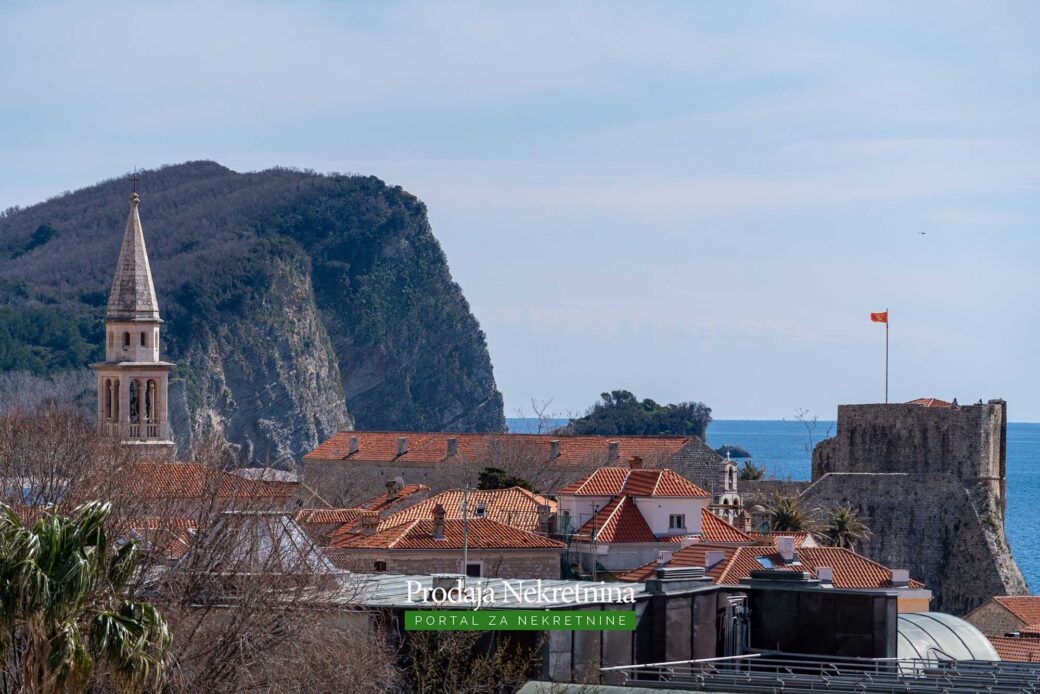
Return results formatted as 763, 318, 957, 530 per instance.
628, 456, 643, 470
776, 536, 796, 563
537, 503, 552, 535
816, 566, 834, 585
359, 512, 379, 534
608, 441, 620, 460
705, 550, 725, 569
891, 569, 910, 588
549, 439, 561, 459
446, 437, 458, 457
347, 435, 359, 456
657, 550, 673, 565
431, 504, 446, 539
396, 437, 408, 457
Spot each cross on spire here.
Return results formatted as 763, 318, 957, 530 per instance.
131, 169, 140, 193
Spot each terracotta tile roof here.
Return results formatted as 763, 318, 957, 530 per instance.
989, 636, 1040, 662
305, 431, 696, 467
749, 531, 817, 548
992, 596, 1040, 625
557, 467, 709, 498
294, 508, 365, 525
797, 547, 925, 589
124, 518, 198, 560
573, 496, 656, 544
106, 463, 296, 500
700, 509, 755, 544
333, 518, 565, 551
355, 484, 429, 513
617, 543, 925, 590
906, 397, 953, 408
1018, 625, 1040, 637
359, 487, 554, 534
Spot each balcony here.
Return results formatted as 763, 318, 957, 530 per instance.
101, 421, 169, 441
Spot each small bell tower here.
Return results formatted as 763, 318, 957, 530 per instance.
91, 188, 175, 448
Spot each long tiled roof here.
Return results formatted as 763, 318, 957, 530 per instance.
333, 518, 565, 551
305, 431, 694, 466
557, 467, 709, 497
618, 543, 925, 590
992, 596, 1040, 625
295, 508, 366, 525
107, 463, 296, 500
989, 636, 1040, 662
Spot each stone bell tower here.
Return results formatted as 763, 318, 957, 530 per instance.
91, 191, 175, 448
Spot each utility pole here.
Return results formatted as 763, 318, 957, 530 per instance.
591, 503, 598, 581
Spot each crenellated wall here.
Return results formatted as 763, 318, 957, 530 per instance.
802, 399, 1025, 615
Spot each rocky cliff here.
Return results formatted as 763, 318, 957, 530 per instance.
0, 162, 505, 462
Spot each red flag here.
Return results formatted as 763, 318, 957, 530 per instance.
871, 311, 888, 324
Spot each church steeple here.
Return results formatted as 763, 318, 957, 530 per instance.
107, 193, 160, 321
92, 188, 175, 449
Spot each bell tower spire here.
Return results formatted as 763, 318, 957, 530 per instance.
92, 188, 175, 449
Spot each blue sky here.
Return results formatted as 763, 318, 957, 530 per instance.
2, 1, 1039, 421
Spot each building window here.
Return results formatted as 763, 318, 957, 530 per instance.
107, 332, 113, 348
474, 504, 486, 518
140, 331, 147, 347
374, 561, 387, 572
465, 562, 482, 578
668, 514, 686, 530
122, 332, 130, 348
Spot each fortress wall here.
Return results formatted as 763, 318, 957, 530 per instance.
812, 401, 1006, 504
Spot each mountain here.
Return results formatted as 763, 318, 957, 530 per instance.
0, 162, 505, 462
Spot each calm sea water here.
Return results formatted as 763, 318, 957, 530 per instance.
506, 417, 1040, 590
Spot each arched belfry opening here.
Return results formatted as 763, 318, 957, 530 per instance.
91, 190, 175, 449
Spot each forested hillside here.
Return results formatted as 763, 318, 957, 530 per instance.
0, 162, 505, 462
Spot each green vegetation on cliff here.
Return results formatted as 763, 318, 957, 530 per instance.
0, 162, 505, 457
556, 389, 712, 438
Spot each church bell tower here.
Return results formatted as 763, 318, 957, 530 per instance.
92, 191, 175, 448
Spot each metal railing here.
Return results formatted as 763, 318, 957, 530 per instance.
602, 652, 1040, 693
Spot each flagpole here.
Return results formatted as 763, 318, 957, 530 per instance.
885, 307, 889, 404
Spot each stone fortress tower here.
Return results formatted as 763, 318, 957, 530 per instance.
91, 192, 175, 448
804, 398, 1027, 615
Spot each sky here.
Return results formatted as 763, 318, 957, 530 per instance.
1, 1, 1039, 421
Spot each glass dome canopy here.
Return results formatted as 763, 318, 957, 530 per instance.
898, 612, 1000, 662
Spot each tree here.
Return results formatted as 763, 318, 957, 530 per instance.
822, 502, 872, 550
477, 467, 535, 492
557, 389, 712, 438
767, 493, 818, 533
0, 501, 171, 693
738, 460, 767, 481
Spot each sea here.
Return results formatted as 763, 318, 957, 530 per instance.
506, 417, 1040, 591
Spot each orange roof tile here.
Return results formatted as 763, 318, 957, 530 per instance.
573, 496, 656, 544
558, 467, 709, 498
992, 596, 1040, 625
355, 484, 429, 513
906, 397, 953, 408
989, 636, 1040, 662
294, 508, 365, 525
360, 487, 554, 534
333, 518, 565, 551
305, 432, 697, 467
700, 509, 756, 544
617, 543, 925, 590
749, 531, 816, 548
106, 463, 296, 500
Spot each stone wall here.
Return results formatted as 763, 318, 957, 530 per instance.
965, 600, 1025, 636
802, 399, 1025, 615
